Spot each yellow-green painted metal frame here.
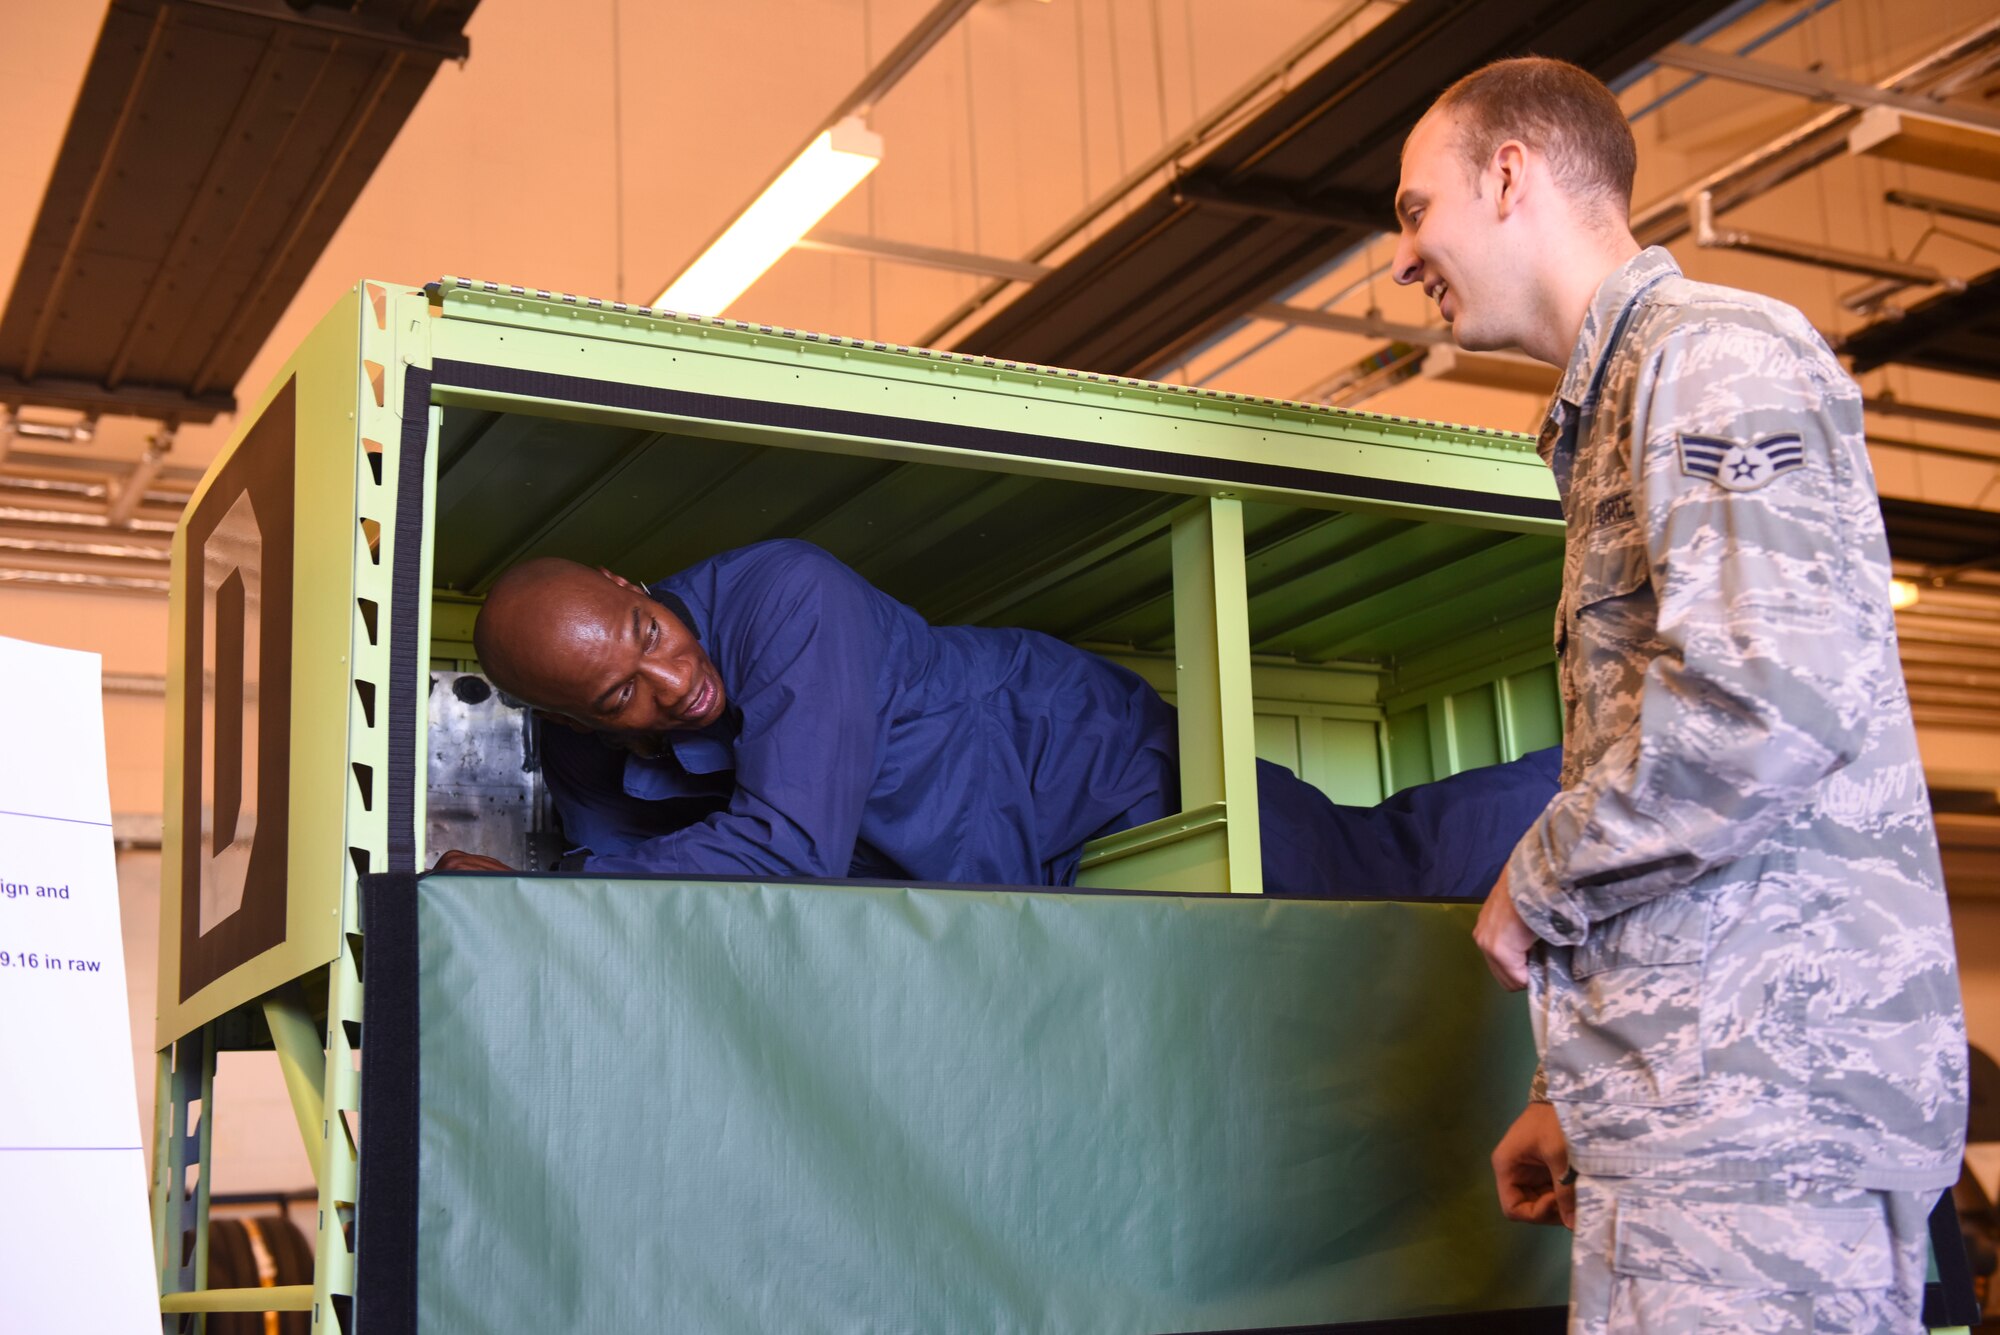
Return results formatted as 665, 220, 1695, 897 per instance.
427, 280, 1557, 526
154, 275, 1567, 1330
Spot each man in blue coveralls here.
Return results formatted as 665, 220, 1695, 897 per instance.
433, 539, 1558, 895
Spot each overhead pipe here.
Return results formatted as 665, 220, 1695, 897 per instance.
1884, 189, 2000, 230
1636, 14, 2000, 247
1863, 398, 2000, 435
1220, 2, 1862, 401
1840, 276, 1916, 316
0, 567, 169, 594
1, 409, 97, 446
0, 503, 177, 534
0, 474, 109, 502
1691, 190, 1963, 287
1296, 17, 2000, 414
0, 534, 170, 562
0, 442, 201, 487
1651, 41, 2000, 135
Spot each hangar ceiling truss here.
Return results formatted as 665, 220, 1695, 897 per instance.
941, 0, 1743, 376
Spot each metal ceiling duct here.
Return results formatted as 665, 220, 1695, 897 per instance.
0, 0, 479, 426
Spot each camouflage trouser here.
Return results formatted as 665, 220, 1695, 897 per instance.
1570, 1174, 1939, 1334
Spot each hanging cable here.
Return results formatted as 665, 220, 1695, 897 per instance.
963, 20, 982, 258
866, 0, 880, 340
1181, 0, 1198, 124
610, 0, 627, 301
1105, 0, 1129, 181
1073, 1, 1092, 211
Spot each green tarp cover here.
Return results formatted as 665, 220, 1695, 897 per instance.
357, 874, 1568, 1333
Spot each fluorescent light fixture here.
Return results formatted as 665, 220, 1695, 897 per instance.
1889, 578, 1921, 611
655, 117, 883, 316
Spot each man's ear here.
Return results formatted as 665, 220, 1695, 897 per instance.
596, 566, 643, 594
1491, 139, 1530, 220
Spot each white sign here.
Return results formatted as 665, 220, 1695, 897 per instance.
0, 635, 158, 1330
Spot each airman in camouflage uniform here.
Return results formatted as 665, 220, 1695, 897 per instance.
1392, 57, 1966, 1333
1517, 244, 1966, 1333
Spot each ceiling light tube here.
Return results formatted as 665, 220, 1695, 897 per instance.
655, 118, 884, 317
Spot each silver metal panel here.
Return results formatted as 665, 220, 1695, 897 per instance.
425, 670, 561, 870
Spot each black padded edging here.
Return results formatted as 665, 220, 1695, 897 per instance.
355, 872, 421, 1335
386, 369, 433, 874
415, 866, 1487, 905
430, 358, 1563, 523
1178, 1306, 1566, 1334
1923, 1188, 1981, 1328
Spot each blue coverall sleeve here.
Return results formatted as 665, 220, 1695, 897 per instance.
582, 551, 885, 878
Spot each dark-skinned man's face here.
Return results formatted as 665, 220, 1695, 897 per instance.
517, 568, 726, 748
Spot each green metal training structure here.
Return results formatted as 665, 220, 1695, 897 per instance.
155, 277, 1591, 1331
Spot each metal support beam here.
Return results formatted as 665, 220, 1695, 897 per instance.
1632, 16, 2000, 247
1884, 189, 2000, 230
1252, 302, 1451, 345
0, 409, 96, 446
1865, 398, 2000, 435
795, 231, 1050, 283
1654, 42, 2000, 134
0, 372, 233, 424
262, 987, 330, 1192
1420, 344, 1560, 395
1170, 497, 1263, 895
160, 1284, 316, 1315
832, 0, 980, 121
1171, 176, 1391, 231
106, 426, 176, 528
1692, 190, 1960, 287
172, 0, 471, 60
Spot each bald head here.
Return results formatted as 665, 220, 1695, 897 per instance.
472, 558, 605, 707
474, 557, 727, 736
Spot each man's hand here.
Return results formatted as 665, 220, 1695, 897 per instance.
1492, 1101, 1575, 1229
433, 850, 513, 873
1474, 866, 1537, 991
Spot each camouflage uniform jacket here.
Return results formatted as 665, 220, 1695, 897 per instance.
1507, 246, 1966, 1190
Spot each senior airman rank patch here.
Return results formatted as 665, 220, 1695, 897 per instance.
1677, 432, 1805, 492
